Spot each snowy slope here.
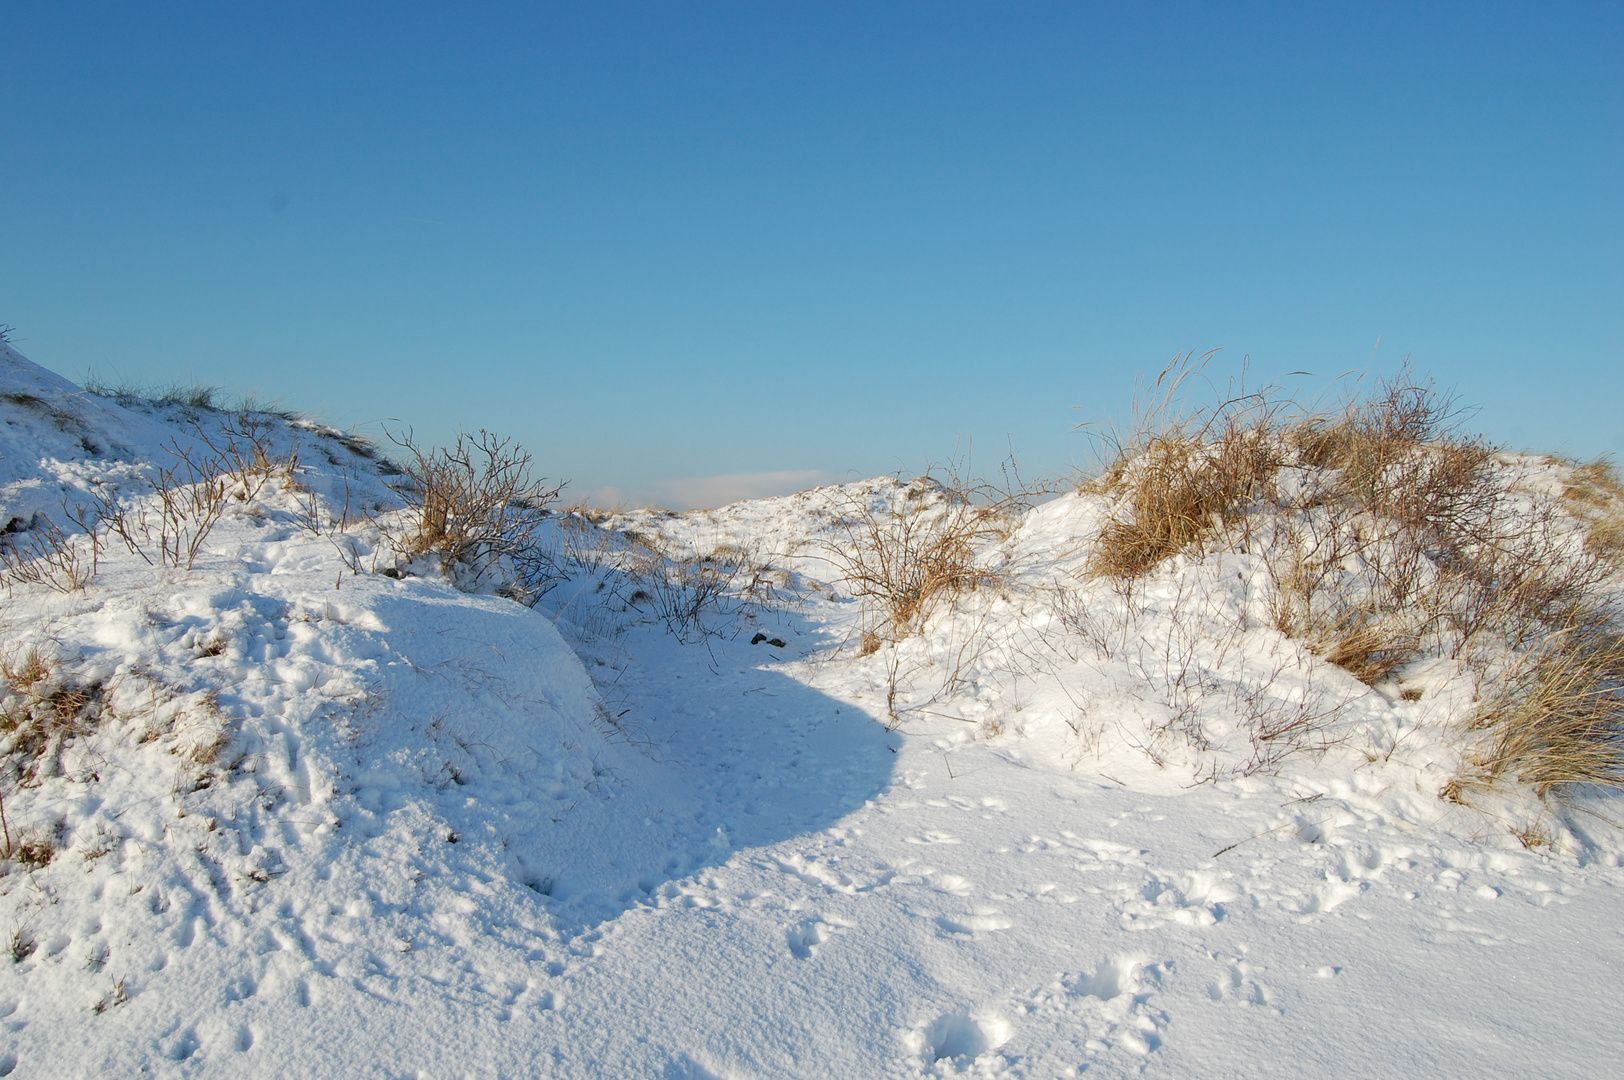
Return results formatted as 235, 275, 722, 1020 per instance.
2, 343, 1622, 1078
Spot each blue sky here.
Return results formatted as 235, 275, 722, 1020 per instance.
3, 2, 1619, 506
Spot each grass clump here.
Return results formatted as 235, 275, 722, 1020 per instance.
1455, 619, 1624, 795
1083, 354, 1624, 796
1085, 355, 1283, 578
82, 375, 220, 411
0, 647, 104, 787
1563, 459, 1624, 565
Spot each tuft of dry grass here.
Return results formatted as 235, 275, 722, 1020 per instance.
1456, 619, 1624, 795
1563, 459, 1624, 566
1, 647, 105, 786
1090, 363, 1509, 682
1085, 354, 1284, 578
83, 375, 219, 411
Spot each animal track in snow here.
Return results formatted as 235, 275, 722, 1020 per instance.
934, 907, 1013, 936
786, 916, 849, 959
904, 831, 962, 846
905, 1008, 1013, 1067
1205, 954, 1276, 1010
955, 956, 1169, 1073
1119, 871, 1236, 929
773, 853, 859, 893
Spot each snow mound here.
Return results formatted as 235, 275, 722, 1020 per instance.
0, 345, 709, 1071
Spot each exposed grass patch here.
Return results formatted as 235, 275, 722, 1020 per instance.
82, 374, 220, 411
1082, 356, 1624, 795
1563, 459, 1624, 566
0, 647, 105, 787
1454, 619, 1624, 795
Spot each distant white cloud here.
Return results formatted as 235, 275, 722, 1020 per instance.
574, 470, 836, 511
658, 470, 835, 509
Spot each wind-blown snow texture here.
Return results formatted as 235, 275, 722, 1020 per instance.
1, 341, 1621, 1078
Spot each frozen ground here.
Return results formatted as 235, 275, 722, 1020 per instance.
1, 342, 1621, 1078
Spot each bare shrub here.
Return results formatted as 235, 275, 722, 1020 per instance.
823, 473, 1028, 642
89, 438, 231, 571
196, 412, 301, 503
0, 513, 98, 593
384, 429, 564, 601
633, 544, 753, 641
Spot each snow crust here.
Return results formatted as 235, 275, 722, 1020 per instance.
2, 342, 1622, 1078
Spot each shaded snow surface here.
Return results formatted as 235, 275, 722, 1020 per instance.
1, 342, 1622, 1078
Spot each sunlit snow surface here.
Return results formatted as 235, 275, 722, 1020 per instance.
1, 341, 1622, 1078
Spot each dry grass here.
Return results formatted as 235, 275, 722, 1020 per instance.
1091, 363, 1512, 683
83, 375, 220, 411
1082, 358, 1624, 795
0, 647, 104, 787
1563, 459, 1624, 566
1085, 358, 1283, 578
1455, 619, 1624, 795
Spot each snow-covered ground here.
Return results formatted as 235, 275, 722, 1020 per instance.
1, 341, 1621, 1078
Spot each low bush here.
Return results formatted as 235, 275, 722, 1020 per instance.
823, 474, 1026, 642
384, 428, 564, 601
0, 513, 97, 593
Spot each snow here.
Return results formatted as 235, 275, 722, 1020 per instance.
2, 340, 1622, 1078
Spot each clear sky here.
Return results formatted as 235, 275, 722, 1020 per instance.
3, 2, 1619, 506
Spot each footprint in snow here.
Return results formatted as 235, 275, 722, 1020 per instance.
935, 907, 1013, 936
786, 915, 850, 958
906, 1008, 1013, 1065
773, 854, 859, 893
1118, 872, 1235, 929
1206, 956, 1275, 1010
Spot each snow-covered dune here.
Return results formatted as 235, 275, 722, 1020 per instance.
2, 343, 1623, 1078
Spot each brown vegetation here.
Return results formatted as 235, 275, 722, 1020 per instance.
1084, 356, 1624, 795
823, 473, 1029, 642
384, 428, 564, 601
